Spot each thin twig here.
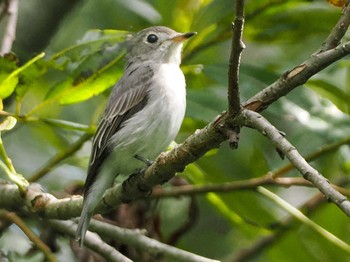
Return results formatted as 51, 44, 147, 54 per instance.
240, 109, 350, 217
0, 0, 19, 55
272, 135, 350, 178
228, 0, 245, 116
151, 177, 312, 198
29, 133, 93, 182
257, 186, 350, 252
233, 177, 350, 261
151, 177, 350, 199
320, 1, 350, 51
232, 193, 325, 261
0, 210, 57, 262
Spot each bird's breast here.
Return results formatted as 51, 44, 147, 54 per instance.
110, 63, 186, 173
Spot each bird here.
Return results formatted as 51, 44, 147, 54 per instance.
75, 26, 196, 245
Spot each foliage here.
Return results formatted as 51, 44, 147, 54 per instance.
1, 0, 350, 261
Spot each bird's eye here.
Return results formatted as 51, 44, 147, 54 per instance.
146, 34, 158, 43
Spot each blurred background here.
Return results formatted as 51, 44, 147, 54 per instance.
1, 0, 350, 261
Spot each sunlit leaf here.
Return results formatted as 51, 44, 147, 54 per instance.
0, 53, 19, 99
43, 30, 128, 105
306, 79, 350, 114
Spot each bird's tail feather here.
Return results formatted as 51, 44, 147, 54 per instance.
75, 201, 92, 247
75, 168, 116, 246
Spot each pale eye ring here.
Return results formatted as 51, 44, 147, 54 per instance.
146, 34, 158, 43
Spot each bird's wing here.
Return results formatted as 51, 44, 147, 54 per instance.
84, 64, 154, 193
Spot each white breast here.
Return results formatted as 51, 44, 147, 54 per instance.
109, 63, 186, 174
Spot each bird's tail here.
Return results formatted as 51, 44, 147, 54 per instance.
75, 167, 116, 246
75, 198, 93, 247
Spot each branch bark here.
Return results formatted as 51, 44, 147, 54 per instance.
244, 40, 350, 112
239, 109, 350, 217
0, 0, 19, 55
87, 219, 219, 262
228, 0, 245, 116
48, 220, 132, 262
320, 2, 350, 51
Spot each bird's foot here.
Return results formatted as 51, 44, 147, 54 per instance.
134, 154, 153, 166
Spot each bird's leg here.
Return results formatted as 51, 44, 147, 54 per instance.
123, 156, 153, 199
134, 154, 153, 166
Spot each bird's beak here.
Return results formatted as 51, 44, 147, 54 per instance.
171, 32, 197, 43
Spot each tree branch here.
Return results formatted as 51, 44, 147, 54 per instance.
243, 40, 350, 112
151, 177, 313, 198
239, 109, 350, 217
0, 210, 57, 261
48, 220, 132, 262
257, 186, 350, 252
28, 133, 93, 182
228, 0, 245, 116
272, 135, 350, 178
232, 192, 327, 261
320, 1, 350, 51
0, 0, 19, 55
232, 177, 350, 261
87, 219, 219, 262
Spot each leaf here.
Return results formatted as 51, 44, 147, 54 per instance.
50, 29, 129, 62
15, 58, 49, 99
0, 53, 19, 99
0, 52, 45, 99
42, 118, 92, 132
245, 3, 339, 43
187, 88, 226, 122
0, 116, 17, 131
305, 79, 350, 114
0, 74, 18, 99
44, 30, 128, 105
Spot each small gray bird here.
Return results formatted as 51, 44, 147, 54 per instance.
75, 26, 196, 245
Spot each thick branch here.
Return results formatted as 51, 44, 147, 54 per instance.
0, 119, 228, 219
228, 0, 245, 116
239, 109, 350, 217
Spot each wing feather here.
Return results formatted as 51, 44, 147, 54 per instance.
83, 64, 154, 193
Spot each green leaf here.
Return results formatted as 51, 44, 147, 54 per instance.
0, 74, 18, 99
0, 52, 45, 99
44, 30, 128, 105
50, 29, 129, 62
305, 79, 350, 114
42, 118, 92, 132
0, 53, 19, 99
187, 88, 226, 122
